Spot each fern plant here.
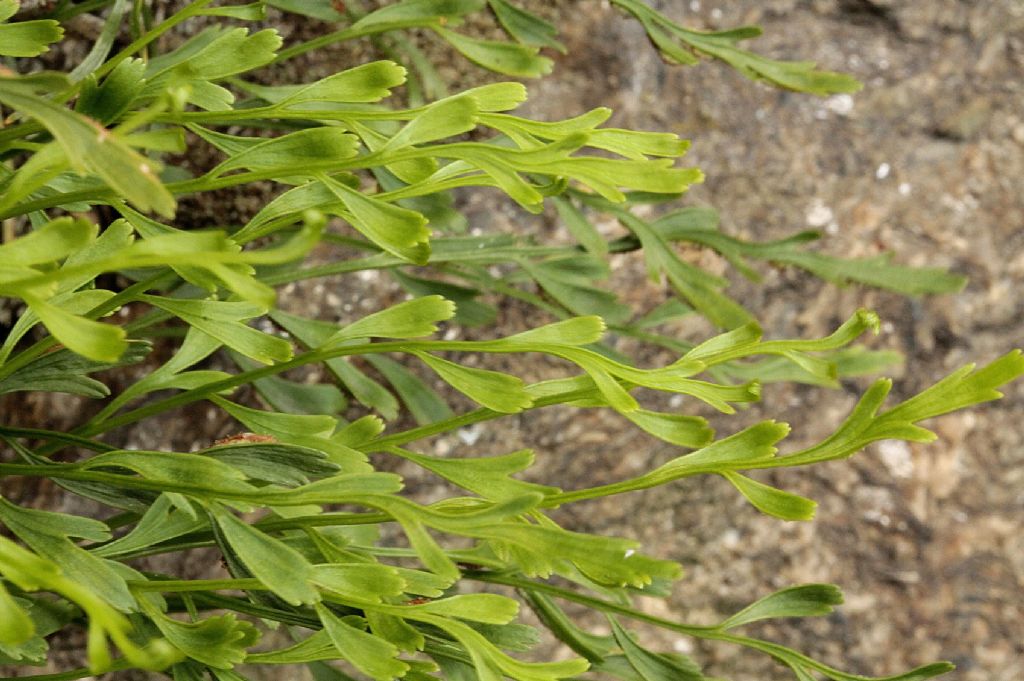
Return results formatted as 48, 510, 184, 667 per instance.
0, 1, 1020, 680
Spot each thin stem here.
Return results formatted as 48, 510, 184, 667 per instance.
369, 387, 594, 451
106, 512, 391, 561
185, 592, 319, 628
274, 20, 441, 63
468, 571, 717, 637
91, 1, 215, 81
0, 427, 116, 452
6, 660, 132, 681
129, 578, 263, 592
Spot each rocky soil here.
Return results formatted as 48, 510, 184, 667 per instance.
509, 2, 1023, 679
3, 1, 1022, 679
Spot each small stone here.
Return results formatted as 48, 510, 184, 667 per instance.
805, 200, 835, 227
877, 440, 914, 478
457, 424, 483, 446
825, 93, 854, 116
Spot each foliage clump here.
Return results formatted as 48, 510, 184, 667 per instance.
0, 1, 1020, 680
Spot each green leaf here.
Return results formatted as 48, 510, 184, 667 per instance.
207, 128, 360, 177
780, 351, 1024, 468
233, 352, 347, 416
458, 81, 528, 112
475, 522, 680, 587
0, 584, 34, 646
246, 629, 337, 664
310, 563, 406, 603
608, 207, 750, 329
0, 5, 63, 57
81, 450, 256, 495
721, 472, 817, 521
143, 27, 282, 109
141, 295, 292, 365
322, 176, 431, 264
391, 448, 558, 501
366, 355, 454, 424
350, 0, 485, 31
392, 270, 497, 327
0, 498, 135, 612
91, 494, 207, 559
587, 129, 690, 160
270, 309, 401, 419
658, 421, 789, 473
553, 196, 606, 256
0, 340, 150, 397
871, 350, 1024, 431
0, 592, 74, 664
252, 373, 347, 417
635, 298, 693, 329
212, 397, 370, 471
623, 410, 714, 449
653, 209, 966, 296
0, 87, 175, 217
146, 606, 260, 670
413, 352, 532, 413
317, 604, 410, 681
265, 0, 344, 21
402, 594, 519, 625
327, 295, 456, 344
367, 611, 425, 652
0, 496, 110, 542
507, 316, 606, 346
199, 2, 267, 19
609, 618, 703, 681
256, 472, 403, 506
21, 292, 127, 363
278, 61, 407, 106
68, 0, 129, 82
522, 591, 613, 662
488, 0, 565, 52
0, 217, 96, 266
204, 443, 340, 487
436, 26, 553, 77
382, 95, 479, 150
211, 507, 320, 605
522, 257, 631, 325
720, 584, 843, 629
610, 0, 860, 95
408, 611, 589, 681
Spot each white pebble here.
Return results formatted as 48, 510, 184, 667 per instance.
805, 200, 835, 228
875, 162, 891, 180
457, 425, 483, 446
825, 94, 855, 116
877, 440, 914, 478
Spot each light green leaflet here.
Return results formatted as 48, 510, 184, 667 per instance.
0, 0, 63, 57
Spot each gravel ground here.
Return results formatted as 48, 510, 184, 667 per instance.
506, 2, 1024, 679
2, 1, 1022, 679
